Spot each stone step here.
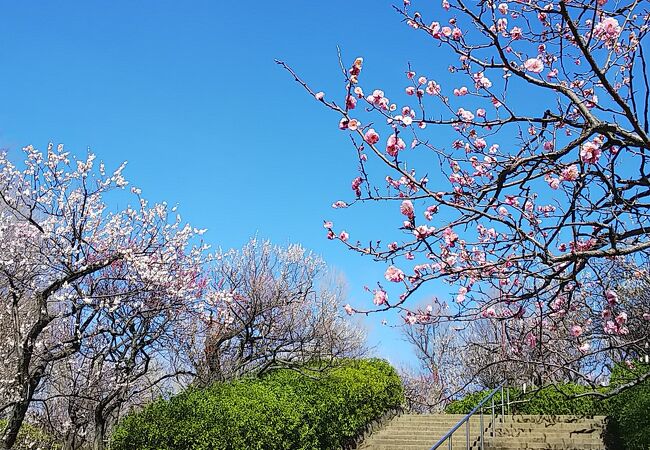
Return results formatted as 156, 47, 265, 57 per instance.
497, 423, 604, 430
371, 430, 601, 440
486, 443, 605, 450
359, 414, 607, 450
501, 415, 606, 423
361, 441, 480, 450
367, 437, 602, 446
495, 428, 603, 437
361, 446, 468, 450
394, 415, 472, 423
491, 436, 604, 444
380, 426, 484, 433
371, 429, 482, 435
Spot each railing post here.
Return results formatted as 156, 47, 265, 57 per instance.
491, 396, 495, 442
428, 381, 506, 450
506, 384, 510, 415
479, 407, 485, 450
500, 385, 504, 419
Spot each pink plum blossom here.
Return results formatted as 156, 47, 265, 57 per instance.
424, 205, 439, 220
524, 58, 544, 73
426, 80, 441, 95
386, 134, 406, 156
457, 108, 475, 121
385, 265, 406, 282
373, 289, 388, 306
443, 227, 459, 246
593, 17, 621, 46
364, 128, 380, 145
561, 165, 579, 181
454, 86, 469, 96
456, 286, 468, 303
414, 225, 435, 240
580, 141, 602, 164
570, 325, 583, 337
483, 306, 497, 318
400, 200, 415, 218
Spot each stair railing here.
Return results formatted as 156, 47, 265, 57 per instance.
429, 380, 507, 450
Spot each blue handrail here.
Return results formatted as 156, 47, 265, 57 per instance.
429, 380, 507, 450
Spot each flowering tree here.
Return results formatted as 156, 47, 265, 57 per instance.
0, 144, 205, 449
195, 238, 367, 384
281, 0, 650, 392
400, 303, 466, 412
32, 282, 197, 450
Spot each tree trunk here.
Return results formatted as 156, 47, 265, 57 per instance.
1, 372, 43, 450
92, 420, 106, 450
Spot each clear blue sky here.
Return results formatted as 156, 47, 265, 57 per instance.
0, 1, 468, 368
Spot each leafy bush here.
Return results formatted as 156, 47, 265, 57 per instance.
445, 384, 605, 416
110, 358, 403, 450
444, 389, 502, 414
0, 420, 59, 450
445, 365, 650, 450
607, 362, 650, 450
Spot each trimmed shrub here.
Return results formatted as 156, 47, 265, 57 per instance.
445, 384, 605, 416
110, 358, 403, 450
607, 362, 650, 450
445, 365, 650, 450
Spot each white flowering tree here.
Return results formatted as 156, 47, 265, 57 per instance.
196, 238, 367, 383
281, 0, 650, 393
0, 144, 205, 449
32, 282, 199, 450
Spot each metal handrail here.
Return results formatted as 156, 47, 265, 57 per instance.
429, 381, 507, 450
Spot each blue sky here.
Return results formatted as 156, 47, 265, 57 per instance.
0, 1, 469, 368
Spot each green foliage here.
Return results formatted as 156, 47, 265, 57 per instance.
445, 364, 650, 450
515, 384, 606, 416
607, 362, 650, 450
0, 419, 60, 450
110, 358, 404, 450
445, 384, 605, 415
444, 389, 497, 414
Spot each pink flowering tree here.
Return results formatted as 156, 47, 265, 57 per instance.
281, 0, 650, 393
0, 144, 205, 449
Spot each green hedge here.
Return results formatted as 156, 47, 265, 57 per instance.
110, 358, 404, 450
607, 362, 650, 450
445, 363, 650, 450
445, 384, 606, 416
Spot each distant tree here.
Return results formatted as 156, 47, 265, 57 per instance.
0, 144, 205, 449
281, 0, 650, 393
400, 302, 466, 412
195, 238, 367, 384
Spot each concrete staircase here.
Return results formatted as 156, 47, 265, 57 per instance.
359, 414, 607, 450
